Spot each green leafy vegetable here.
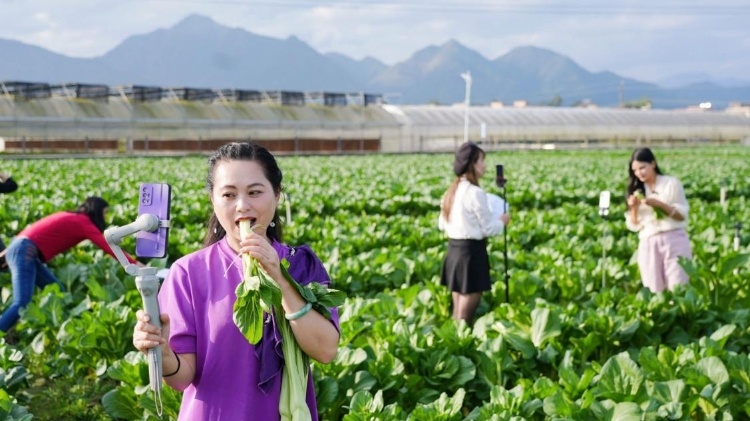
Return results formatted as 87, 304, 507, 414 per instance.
233, 221, 281, 345
232, 220, 346, 420
634, 191, 666, 219
275, 262, 345, 420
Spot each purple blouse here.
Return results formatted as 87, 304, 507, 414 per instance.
158, 237, 340, 421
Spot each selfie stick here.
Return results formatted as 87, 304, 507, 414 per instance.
598, 191, 611, 289
496, 165, 509, 303
105, 213, 170, 416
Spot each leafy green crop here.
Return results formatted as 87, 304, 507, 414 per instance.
0, 145, 748, 419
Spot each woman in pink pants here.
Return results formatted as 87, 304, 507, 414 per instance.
624, 148, 693, 293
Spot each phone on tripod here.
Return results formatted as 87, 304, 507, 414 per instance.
136, 183, 171, 258
599, 190, 611, 217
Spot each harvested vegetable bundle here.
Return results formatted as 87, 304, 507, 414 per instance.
233, 220, 346, 421
233, 221, 280, 344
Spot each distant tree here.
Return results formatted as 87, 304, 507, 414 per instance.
572, 98, 595, 108
548, 94, 562, 107
623, 98, 652, 109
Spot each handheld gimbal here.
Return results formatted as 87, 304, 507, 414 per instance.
105, 213, 171, 415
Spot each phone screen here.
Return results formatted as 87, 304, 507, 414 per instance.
135, 183, 171, 258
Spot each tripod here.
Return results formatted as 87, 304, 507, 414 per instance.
600, 212, 609, 289
496, 169, 509, 303
598, 191, 611, 289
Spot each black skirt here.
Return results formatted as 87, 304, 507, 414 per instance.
440, 238, 491, 294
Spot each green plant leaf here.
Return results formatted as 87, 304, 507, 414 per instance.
530, 307, 561, 348
717, 253, 750, 277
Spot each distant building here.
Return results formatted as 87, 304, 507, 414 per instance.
726, 102, 750, 118
2, 79, 750, 154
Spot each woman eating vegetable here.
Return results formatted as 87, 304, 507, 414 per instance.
132, 142, 341, 420
625, 147, 692, 292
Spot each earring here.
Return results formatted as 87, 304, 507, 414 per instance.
213, 227, 218, 234
269, 221, 276, 227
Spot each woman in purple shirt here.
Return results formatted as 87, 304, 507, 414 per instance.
132, 143, 340, 420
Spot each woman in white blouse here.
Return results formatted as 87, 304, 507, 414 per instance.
625, 147, 692, 292
439, 142, 510, 324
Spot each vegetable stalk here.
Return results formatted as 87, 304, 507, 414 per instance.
275, 304, 311, 421
273, 263, 345, 420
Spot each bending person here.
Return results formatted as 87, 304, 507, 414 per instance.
0, 196, 138, 332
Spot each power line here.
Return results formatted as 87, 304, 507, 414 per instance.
127, 0, 750, 16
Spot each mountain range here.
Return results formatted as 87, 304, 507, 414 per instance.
1, 14, 749, 109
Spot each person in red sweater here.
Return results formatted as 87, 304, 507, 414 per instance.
0, 196, 138, 332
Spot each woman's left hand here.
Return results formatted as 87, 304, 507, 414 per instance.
239, 231, 284, 285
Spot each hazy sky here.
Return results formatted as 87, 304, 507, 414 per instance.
2, 0, 749, 85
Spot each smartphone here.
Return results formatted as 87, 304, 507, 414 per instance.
599, 190, 611, 209
495, 164, 506, 187
135, 183, 171, 258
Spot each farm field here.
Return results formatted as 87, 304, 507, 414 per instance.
0, 145, 749, 420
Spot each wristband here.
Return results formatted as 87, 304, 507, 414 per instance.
285, 302, 312, 321
669, 207, 677, 218
163, 350, 181, 377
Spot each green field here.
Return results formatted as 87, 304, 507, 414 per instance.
1, 145, 749, 420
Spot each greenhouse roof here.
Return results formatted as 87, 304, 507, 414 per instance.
387, 105, 750, 127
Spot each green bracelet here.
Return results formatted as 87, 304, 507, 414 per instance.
285, 302, 312, 321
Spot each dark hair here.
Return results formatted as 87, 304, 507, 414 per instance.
442, 142, 486, 220
204, 142, 283, 247
75, 196, 109, 232
453, 142, 484, 178
627, 147, 664, 199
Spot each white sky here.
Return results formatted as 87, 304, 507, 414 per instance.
1, 0, 749, 85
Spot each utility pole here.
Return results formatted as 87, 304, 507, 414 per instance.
461, 71, 472, 143
619, 80, 624, 107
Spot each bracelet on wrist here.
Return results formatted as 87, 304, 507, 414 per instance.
285, 302, 313, 321
163, 350, 181, 377
669, 207, 677, 217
